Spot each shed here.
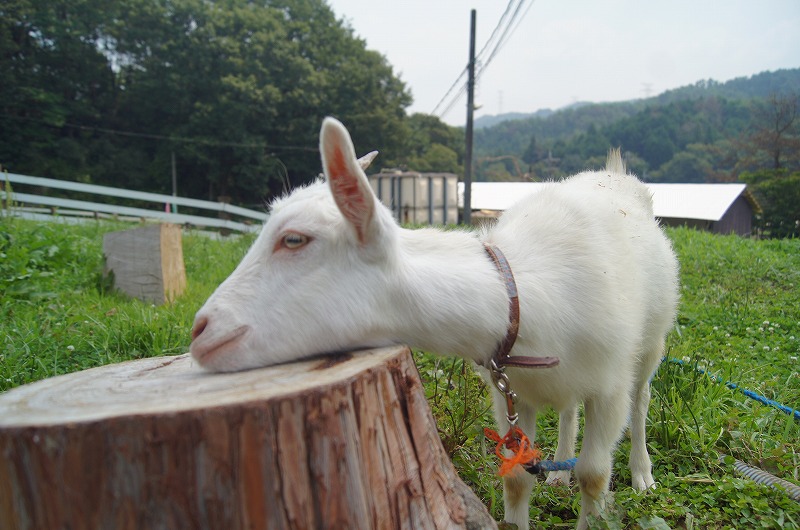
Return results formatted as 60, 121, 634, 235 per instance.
459, 182, 760, 236
368, 171, 458, 225
647, 184, 760, 235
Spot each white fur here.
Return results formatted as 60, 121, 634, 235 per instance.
190, 118, 680, 530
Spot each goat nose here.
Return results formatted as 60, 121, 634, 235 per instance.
191, 316, 209, 341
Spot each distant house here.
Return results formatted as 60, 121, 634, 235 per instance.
460, 182, 761, 236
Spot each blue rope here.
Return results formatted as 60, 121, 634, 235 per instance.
517, 358, 797, 478
525, 457, 578, 475
665, 357, 800, 422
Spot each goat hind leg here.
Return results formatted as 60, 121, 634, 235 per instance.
629, 381, 655, 491
574, 393, 630, 530
545, 405, 578, 486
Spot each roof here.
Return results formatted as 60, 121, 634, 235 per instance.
459, 182, 757, 222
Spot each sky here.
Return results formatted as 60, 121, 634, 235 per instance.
326, 0, 800, 126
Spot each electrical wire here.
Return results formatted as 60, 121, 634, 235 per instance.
0, 112, 317, 151
477, 0, 536, 78
430, 66, 469, 117
433, 0, 536, 120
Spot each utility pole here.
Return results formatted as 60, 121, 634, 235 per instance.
462, 9, 476, 225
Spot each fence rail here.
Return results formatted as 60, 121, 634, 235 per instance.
2, 172, 267, 233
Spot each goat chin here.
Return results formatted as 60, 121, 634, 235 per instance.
190, 117, 680, 530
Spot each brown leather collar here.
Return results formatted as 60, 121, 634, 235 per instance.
483, 244, 560, 369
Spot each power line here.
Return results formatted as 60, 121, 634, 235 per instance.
431, 0, 519, 117
433, 0, 536, 120
474, 0, 518, 67
436, 78, 470, 119
443, 1, 529, 118
432, 1, 517, 117
477, 0, 534, 78
477, 0, 525, 73
0, 112, 317, 152
430, 66, 469, 117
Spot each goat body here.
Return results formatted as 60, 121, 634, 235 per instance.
190, 118, 680, 529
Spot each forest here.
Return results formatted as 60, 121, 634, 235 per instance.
1, 0, 798, 234
474, 73, 800, 184
1, 0, 462, 206
473, 72, 800, 237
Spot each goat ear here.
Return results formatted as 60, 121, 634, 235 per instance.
357, 150, 379, 171
320, 117, 378, 245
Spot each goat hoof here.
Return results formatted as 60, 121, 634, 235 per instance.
545, 470, 571, 486
632, 473, 656, 492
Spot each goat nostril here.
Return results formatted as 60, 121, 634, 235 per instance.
191, 317, 209, 341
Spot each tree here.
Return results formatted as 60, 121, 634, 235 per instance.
742, 169, 800, 238
521, 134, 539, 164
398, 113, 463, 173
0, 0, 122, 181
407, 144, 460, 173
734, 93, 800, 238
0, 0, 413, 204
737, 93, 800, 172
651, 151, 712, 183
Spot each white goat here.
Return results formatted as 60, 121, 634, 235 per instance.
190, 117, 680, 529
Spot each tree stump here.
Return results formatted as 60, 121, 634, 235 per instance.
102, 223, 187, 304
0, 346, 496, 530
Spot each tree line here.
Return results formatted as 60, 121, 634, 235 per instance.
1, 0, 463, 206
2, 1, 797, 235
475, 70, 800, 183
473, 72, 799, 237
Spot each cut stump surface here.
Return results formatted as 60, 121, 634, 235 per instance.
0, 346, 496, 530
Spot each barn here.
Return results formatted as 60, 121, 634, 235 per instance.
460, 182, 761, 236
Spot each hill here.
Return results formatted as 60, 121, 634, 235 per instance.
472, 68, 800, 183
474, 108, 556, 129
475, 68, 800, 133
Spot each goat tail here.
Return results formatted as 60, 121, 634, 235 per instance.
606, 147, 626, 175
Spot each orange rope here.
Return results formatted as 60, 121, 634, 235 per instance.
484, 426, 541, 476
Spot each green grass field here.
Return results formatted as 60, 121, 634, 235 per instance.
1, 215, 798, 529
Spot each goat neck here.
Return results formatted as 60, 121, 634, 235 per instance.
385, 227, 512, 364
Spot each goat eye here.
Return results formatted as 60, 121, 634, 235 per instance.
282, 232, 309, 249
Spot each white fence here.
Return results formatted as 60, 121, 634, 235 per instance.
1, 172, 267, 233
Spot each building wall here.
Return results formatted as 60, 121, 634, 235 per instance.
713, 196, 753, 236
369, 172, 458, 225
657, 196, 754, 236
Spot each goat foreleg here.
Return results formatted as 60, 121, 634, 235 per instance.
491, 394, 538, 529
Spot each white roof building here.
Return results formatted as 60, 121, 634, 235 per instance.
459, 182, 760, 236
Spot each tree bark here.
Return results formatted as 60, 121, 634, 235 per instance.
0, 346, 496, 530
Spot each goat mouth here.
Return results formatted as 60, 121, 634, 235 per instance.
190, 325, 251, 365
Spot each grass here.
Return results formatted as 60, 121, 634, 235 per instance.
1, 215, 799, 529
0, 216, 256, 388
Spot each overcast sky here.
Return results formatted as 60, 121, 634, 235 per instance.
326, 0, 800, 126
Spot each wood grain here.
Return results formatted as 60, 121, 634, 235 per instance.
0, 346, 496, 530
